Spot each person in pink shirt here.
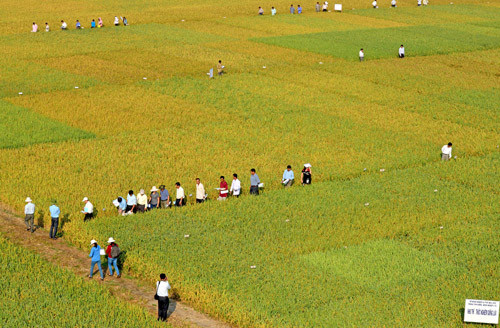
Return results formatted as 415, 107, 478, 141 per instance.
31, 22, 38, 32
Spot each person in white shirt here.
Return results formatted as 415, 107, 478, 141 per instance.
195, 178, 206, 203
423, 0, 428, 5
417, 0, 422, 6
359, 48, 364, 62
61, 20, 67, 30
399, 45, 405, 58
45, 23, 49, 32
82, 197, 94, 222
25, 197, 35, 233
156, 273, 171, 321
175, 182, 185, 206
230, 173, 241, 197
391, 0, 397, 7
114, 16, 120, 26
31, 22, 38, 32
441, 142, 452, 161
322, 1, 328, 11
372, 0, 378, 8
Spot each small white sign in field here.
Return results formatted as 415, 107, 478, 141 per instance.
464, 299, 499, 324
334, 4, 342, 11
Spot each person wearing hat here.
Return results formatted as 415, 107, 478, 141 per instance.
149, 186, 160, 210
137, 189, 148, 213
89, 240, 104, 280
195, 178, 206, 203
301, 164, 312, 185
282, 165, 294, 187
82, 197, 94, 222
24, 197, 35, 233
105, 237, 121, 278
159, 185, 170, 208
218, 176, 228, 201
49, 200, 60, 239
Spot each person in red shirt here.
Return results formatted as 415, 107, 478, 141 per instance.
106, 237, 121, 278
218, 176, 228, 201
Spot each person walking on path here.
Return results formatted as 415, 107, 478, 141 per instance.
160, 185, 170, 208
230, 173, 241, 197
149, 186, 160, 210
82, 197, 94, 222
250, 169, 260, 195
301, 164, 312, 185
137, 189, 147, 213
106, 237, 121, 278
282, 165, 295, 187
45, 23, 49, 32
441, 142, 452, 161
24, 197, 35, 233
49, 201, 60, 239
218, 176, 229, 201
195, 178, 206, 203
175, 182, 185, 207
359, 48, 364, 62
399, 45, 405, 58
61, 20, 67, 30
391, 0, 397, 7
89, 240, 104, 280
126, 190, 137, 214
156, 273, 172, 321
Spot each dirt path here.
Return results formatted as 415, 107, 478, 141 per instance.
0, 209, 232, 328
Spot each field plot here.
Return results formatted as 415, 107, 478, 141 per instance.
0, 0, 499, 327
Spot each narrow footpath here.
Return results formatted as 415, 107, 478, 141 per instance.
0, 208, 232, 328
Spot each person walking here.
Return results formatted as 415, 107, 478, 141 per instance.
359, 48, 364, 62
175, 182, 185, 206
301, 164, 312, 185
195, 178, 206, 203
49, 200, 60, 239
149, 186, 160, 210
271, 7, 277, 15
322, 1, 328, 11
218, 176, 228, 201
106, 237, 121, 278
126, 190, 137, 214
372, 0, 378, 8
217, 60, 224, 76
82, 197, 94, 222
417, 0, 422, 6
122, 17, 128, 25
316, 2, 321, 12
297, 5, 302, 13
89, 240, 104, 280
137, 189, 147, 213
250, 169, 260, 195
61, 20, 67, 30
31, 22, 38, 32
290, 4, 295, 14
45, 22, 49, 32
398, 45, 405, 58
441, 142, 452, 161
160, 185, 170, 208
282, 165, 294, 187
230, 173, 241, 197
24, 197, 35, 233
114, 16, 120, 26
156, 273, 172, 321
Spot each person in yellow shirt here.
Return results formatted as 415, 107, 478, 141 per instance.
137, 189, 148, 213
217, 60, 224, 76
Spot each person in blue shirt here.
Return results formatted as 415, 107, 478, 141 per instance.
297, 5, 302, 13
49, 201, 60, 239
290, 4, 295, 14
282, 165, 295, 187
89, 240, 104, 280
122, 17, 128, 26
91, 19, 96, 28
119, 196, 127, 214
76, 20, 81, 29
159, 185, 170, 208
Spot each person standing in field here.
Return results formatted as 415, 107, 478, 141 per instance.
91, 19, 96, 28
391, 0, 397, 7
122, 17, 128, 26
282, 165, 294, 187
137, 189, 147, 213
301, 164, 312, 185
61, 20, 67, 30
230, 173, 241, 197
271, 7, 277, 15
106, 237, 121, 278
24, 197, 35, 233
98, 17, 103, 28
441, 142, 452, 161
258, 7, 264, 15
160, 185, 170, 208
126, 190, 137, 214
399, 45, 405, 58
82, 197, 94, 222
316, 2, 321, 12
49, 200, 60, 239
290, 4, 295, 14
195, 178, 206, 203
423, 0, 428, 5
250, 169, 260, 195
218, 176, 229, 201
149, 186, 160, 210
156, 273, 171, 321
175, 182, 185, 207
322, 2, 328, 11
217, 60, 224, 76
417, 0, 422, 6
297, 5, 303, 13
45, 23, 49, 32
76, 20, 82, 29
114, 16, 120, 26
359, 48, 364, 62
89, 239, 104, 280
372, 0, 378, 8
31, 23, 38, 32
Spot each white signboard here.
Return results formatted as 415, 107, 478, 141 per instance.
464, 299, 499, 324
334, 4, 342, 11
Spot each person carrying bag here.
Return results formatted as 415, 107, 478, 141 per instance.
154, 273, 171, 321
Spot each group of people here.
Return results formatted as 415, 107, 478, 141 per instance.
88, 237, 121, 280
358, 44, 405, 61
258, 2, 329, 15
31, 16, 127, 32
373, 0, 428, 8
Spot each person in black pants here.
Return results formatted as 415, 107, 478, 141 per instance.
156, 273, 171, 321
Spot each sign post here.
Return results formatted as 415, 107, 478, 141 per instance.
464, 299, 499, 325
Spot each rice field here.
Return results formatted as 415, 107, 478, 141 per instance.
0, 0, 499, 326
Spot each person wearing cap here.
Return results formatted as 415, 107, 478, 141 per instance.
399, 45, 405, 58
230, 173, 241, 197
282, 165, 294, 187
136, 189, 147, 213
149, 187, 160, 210
82, 197, 94, 222
106, 238, 121, 278
301, 164, 312, 185
49, 201, 60, 239
89, 240, 104, 280
195, 178, 206, 203
126, 190, 137, 214
156, 273, 172, 321
175, 182, 185, 206
24, 197, 35, 233
218, 176, 228, 201
441, 142, 453, 161
159, 185, 170, 208
250, 169, 260, 195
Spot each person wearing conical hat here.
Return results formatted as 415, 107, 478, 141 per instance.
149, 186, 160, 210
24, 197, 35, 233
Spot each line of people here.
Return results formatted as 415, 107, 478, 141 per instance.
258, 2, 330, 15
31, 16, 128, 32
